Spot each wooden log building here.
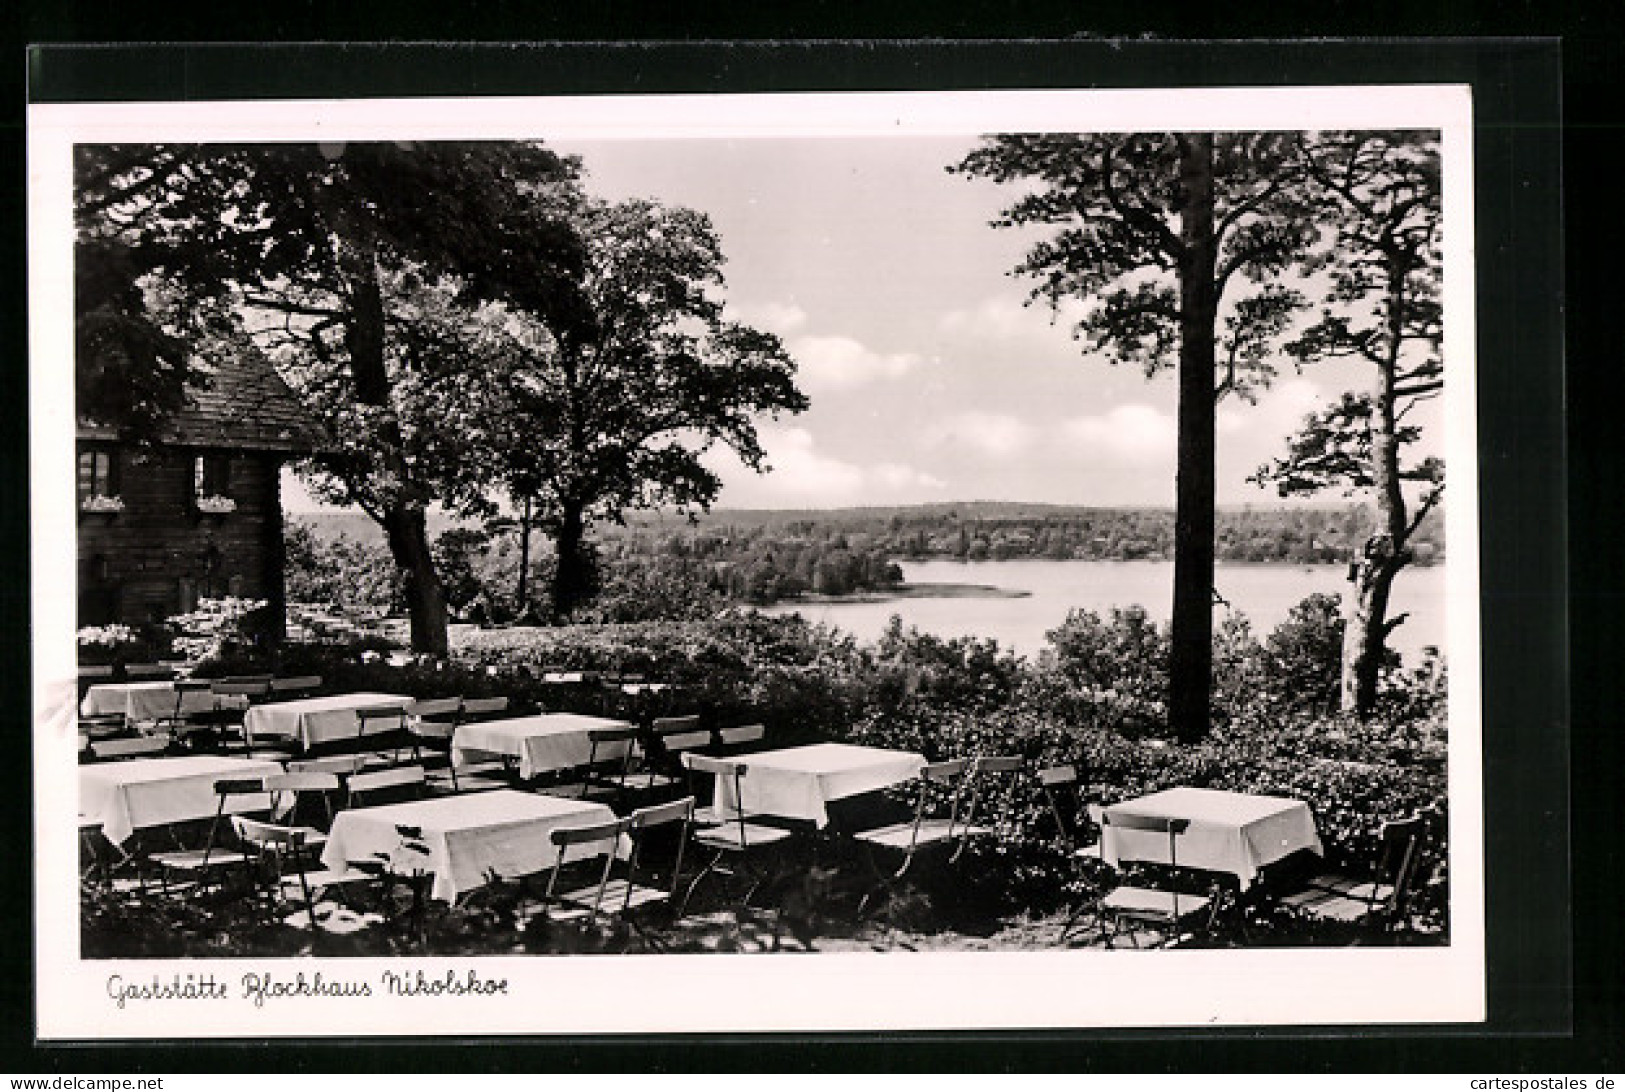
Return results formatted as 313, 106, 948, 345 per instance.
76, 351, 327, 637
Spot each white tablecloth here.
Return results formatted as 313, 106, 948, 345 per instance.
242, 692, 411, 749
452, 713, 634, 780
320, 790, 628, 903
79, 755, 282, 845
80, 682, 215, 724
1101, 787, 1324, 888
714, 742, 928, 828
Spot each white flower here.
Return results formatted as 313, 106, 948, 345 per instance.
195, 495, 237, 514
80, 495, 125, 513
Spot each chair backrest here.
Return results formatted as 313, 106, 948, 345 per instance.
346, 764, 428, 804
717, 723, 765, 748
78, 665, 115, 683
408, 697, 462, 723
212, 676, 273, 699
1037, 764, 1081, 844
213, 776, 270, 799
287, 755, 371, 777
1099, 809, 1191, 868
663, 729, 714, 754
549, 815, 630, 850
173, 679, 214, 694
88, 735, 170, 760
270, 675, 323, 698
231, 815, 308, 853
1374, 814, 1429, 910
458, 696, 510, 721
124, 663, 176, 681
79, 713, 128, 739
651, 715, 702, 737
972, 755, 1025, 775
264, 770, 342, 794
631, 795, 696, 831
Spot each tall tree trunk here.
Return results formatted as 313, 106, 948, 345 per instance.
1342, 255, 1412, 717
337, 224, 450, 655
1169, 133, 1219, 744
515, 495, 533, 618
383, 503, 450, 655
550, 498, 594, 621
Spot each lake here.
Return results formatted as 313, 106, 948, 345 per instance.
760, 558, 1449, 664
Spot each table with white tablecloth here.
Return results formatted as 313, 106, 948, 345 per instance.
451, 713, 634, 781
1101, 786, 1324, 889
242, 692, 411, 749
711, 742, 928, 828
80, 681, 217, 725
319, 789, 629, 903
79, 755, 282, 845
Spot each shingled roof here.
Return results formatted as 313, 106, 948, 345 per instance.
78, 349, 330, 454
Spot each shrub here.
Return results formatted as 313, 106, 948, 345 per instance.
1259, 591, 1347, 715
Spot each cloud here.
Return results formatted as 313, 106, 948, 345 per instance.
713, 426, 945, 506
787, 335, 925, 390
938, 294, 1090, 350
1058, 404, 1178, 465
1218, 377, 1325, 437
922, 411, 1036, 458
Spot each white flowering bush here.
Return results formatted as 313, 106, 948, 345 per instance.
194, 494, 237, 514
168, 597, 269, 663
80, 495, 125, 513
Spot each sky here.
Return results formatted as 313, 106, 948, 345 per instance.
285, 134, 1444, 513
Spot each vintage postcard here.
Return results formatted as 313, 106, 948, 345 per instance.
31, 82, 1483, 1038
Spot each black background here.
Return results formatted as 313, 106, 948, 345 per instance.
1, 10, 1606, 1076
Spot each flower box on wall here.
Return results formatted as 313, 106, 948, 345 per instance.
78, 495, 124, 520
194, 495, 238, 516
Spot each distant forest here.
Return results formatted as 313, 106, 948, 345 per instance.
596, 502, 1446, 602
292, 501, 1444, 612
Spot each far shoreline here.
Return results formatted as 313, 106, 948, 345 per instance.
769, 581, 1032, 607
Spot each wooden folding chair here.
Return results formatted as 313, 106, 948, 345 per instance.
615, 715, 702, 801
354, 704, 410, 766
622, 796, 696, 918
232, 816, 327, 931
1095, 812, 1217, 948
1279, 813, 1429, 931
543, 816, 635, 923
152, 678, 212, 744
947, 754, 1023, 861
850, 759, 975, 912
263, 771, 342, 834
400, 696, 463, 786
184, 676, 271, 752
145, 776, 265, 895
677, 755, 795, 914
535, 725, 638, 802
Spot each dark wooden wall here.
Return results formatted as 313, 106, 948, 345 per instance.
77, 445, 288, 636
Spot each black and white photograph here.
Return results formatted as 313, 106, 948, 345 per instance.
30, 84, 1484, 1037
